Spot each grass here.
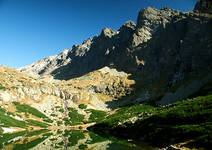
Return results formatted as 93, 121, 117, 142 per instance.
0, 130, 52, 149
0, 127, 3, 134
87, 131, 140, 149
0, 107, 27, 128
26, 119, 49, 128
0, 105, 52, 130
26, 129, 49, 137
65, 108, 84, 125
79, 144, 88, 150
13, 102, 52, 123
66, 130, 85, 146
86, 132, 106, 144
0, 83, 5, 90
87, 109, 107, 123
102, 104, 155, 127
0, 131, 27, 148
13, 135, 50, 150
78, 104, 87, 109
91, 94, 212, 149
59, 108, 64, 113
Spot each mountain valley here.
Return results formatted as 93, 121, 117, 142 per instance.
0, 0, 212, 149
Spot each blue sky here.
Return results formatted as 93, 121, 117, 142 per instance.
0, 0, 196, 68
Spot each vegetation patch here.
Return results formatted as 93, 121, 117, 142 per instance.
0, 83, 5, 90
87, 109, 107, 123
26, 119, 49, 128
13, 102, 52, 123
26, 129, 49, 137
65, 108, 84, 125
0, 107, 27, 128
102, 104, 155, 127
91, 95, 212, 149
79, 144, 88, 150
0, 127, 3, 134
59, 108, 64, 113
66, 130, 85, 147
78, 104, 87, 109
13, 135, 49, 150
0, 131, 27, 148
86, 132, 106, 144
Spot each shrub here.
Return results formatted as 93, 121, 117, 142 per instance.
87, 109, 107, 123
13, 102, 52, 123
78, 104, 87, 109
0, 84, 5, 90
0, 127, 3, 134
0, 107, 27, 128
66, 108, 84, 125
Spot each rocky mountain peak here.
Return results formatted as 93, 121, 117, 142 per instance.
72, 38, 93, 57
130, 7, 179, 48
2, 3, 212, 148
194, 0, 212, 13
137, 7, 179, 29
100, 28, 118, 38
118, 21, 136, 33
122, 21, 136, 29
20, 3, 212, 107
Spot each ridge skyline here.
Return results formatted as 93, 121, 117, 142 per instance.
0, 0, 196, 68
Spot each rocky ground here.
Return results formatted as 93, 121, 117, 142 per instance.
20, 0, 212, 106
0, 0, 212, 150
0, 66, 134, 129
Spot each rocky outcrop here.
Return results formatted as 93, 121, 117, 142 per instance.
134, 10, 212, 103
20, 1, 212, 105
19, 38, 93, 77
86, 67, 134, 98
194, 0, 212, 13
19, 7, 184, 81
19, 49, 71, 77
133, 7, 180, 47
0, 66, 134, 112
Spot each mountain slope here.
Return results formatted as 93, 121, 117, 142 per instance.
20, 3, 212, 105
20, 8, 181, 80
0, 66, 134, 126
90, 94, 212, 149
0, 1, 212, 149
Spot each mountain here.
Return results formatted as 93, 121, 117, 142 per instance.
0, 1, 212, 149
194, 0, 212, 13
21, 2, 212, 105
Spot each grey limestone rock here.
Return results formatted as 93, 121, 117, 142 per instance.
20, 1, 212, 105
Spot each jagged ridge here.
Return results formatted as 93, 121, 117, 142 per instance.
20, 3, 212, 105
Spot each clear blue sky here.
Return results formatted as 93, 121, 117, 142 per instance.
0, 0, 196, 68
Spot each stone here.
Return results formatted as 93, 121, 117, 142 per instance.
18, 0, 212, 106
194, 0, 212, 13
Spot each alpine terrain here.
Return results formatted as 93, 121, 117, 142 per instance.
0, 0, 212, 149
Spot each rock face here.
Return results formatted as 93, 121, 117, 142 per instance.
0, 66, 133, 111
19, 38, 93, 77
19, 49, 71, 77
194, 0, 212, 13
20, 7, 180, 80
20, 1, 212, 105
